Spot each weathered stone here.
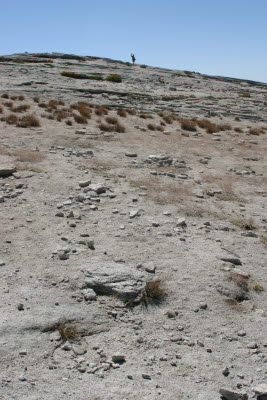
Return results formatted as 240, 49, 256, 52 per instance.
219, 388, 248, 400
217, 256, 242, 265
83, 262, 145, 299
0, 165, 16, 177
88, 184, 106, 194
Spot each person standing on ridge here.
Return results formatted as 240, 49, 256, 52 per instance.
131, 53, 136, 65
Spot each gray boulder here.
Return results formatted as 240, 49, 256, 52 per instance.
83, 262, 146, 299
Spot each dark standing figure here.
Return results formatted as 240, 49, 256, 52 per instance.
131, 53, 136, 65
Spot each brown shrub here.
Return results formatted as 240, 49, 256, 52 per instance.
38, 103, 47, 108
66, 119, 72, 126
12, 104, 30, 113
162, 115, 174, 124
180, 118, 197, 131
156, 125, 164, 132
117, 107, 127, 117
33, 96, 40, 103
55, 110, 69, 121
56, 322, 80, 342
249, 128, 262, 135
114, 123, 125, 133
147, 123, 156, 131
95, 106, 108, 116
140, 278, 167, 306
5, 114, 19, 125
0, 106, 3, 114
18, 95, 25, 101
73, 113, 87, 124
105, 116, 119, 125
127, 108, 136, 115
99, 123, 114, 132
1, 93, 9, 99
14, 149, 45, 163
3, 101, 14, 108
234, 127, 243, 133
11, 95, 18, 100
17, 114, 40, 127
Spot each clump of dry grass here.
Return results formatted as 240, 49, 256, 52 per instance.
253, 283, 264, 292
140, 278, 167, 306
56, 322, 80, 342
106, 116, 119, 125
127, 109, 136, 115
115, 123, 125, 133
180, 118, 197, 132
12, 104, 30, 113
249, 128, 263, 135
73, 113, 88, 124
117, 107, 127, 117
196, 119, 231, 133
234, 127, 243, 133
1, 93, 9, 99
11, 95, 18, 100
17, 114, 40, 127
3, 101, 14, 108
18, 95, 25, 101
14, 149, 45, 163
99, 123, 113, 132
66, 119, 72, 126
33, 96, 40, 103
0, 106, 3, 114
5, 114, 19, 125
162, 114, 174, 124
95, 106, 109, 116
229, 216, 256, 230
147, 123, 156, 131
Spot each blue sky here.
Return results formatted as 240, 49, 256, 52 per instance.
1, 0, 267, 83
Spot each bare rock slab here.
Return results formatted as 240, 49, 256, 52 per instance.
219, 388, 248, 400
0, 165, 16, 177
83, 262, 146, 299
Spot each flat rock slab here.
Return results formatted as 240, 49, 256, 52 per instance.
0, 165, 16, 177
83, 261, 146, 299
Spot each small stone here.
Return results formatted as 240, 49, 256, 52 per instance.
18, 375, 27, 381
145, 262, 156, 273
112, 354, 126, 363
219, 388, 248, 400
222, 367, 230, 376
87, 239, 95, 250
82, 288, 97, 301
142, 374, 151, 380
166, 310, 176, 318
125, 152, 137, 157
79, 180, 91, 188
0, 260, 5, 266
0, 165, 16, 177
55, 211, 64, 217
199, 302, 208, 310
129, 210, 140, 219
176, 218, 186, 227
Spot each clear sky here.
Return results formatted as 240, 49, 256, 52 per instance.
1, 0, 267, 83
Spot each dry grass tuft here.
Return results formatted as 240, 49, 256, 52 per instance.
95, 106, 109, 116
229, 216, 256, 230
3, 101, 14, 108
249, 128, 263, 135
73, 113, 88, 124
18, 95, 25, 101
0, 106, 3, 114
56, 322, 80, 342
106, 116, 119, 125
253, 283, 264, 292
127, 109, 136, 115
5, 114, 19, 125
33, 96, 40, 103
117, 107, 127, 117
147, 123, 156, 131
1, 93, 9, 99
140, 278, 167, 306
180, 118, 197, 132
99, 123, 114, 132
162, 114, 174, 124
12, 104, 30, 113
14, 149, 45, 163
106, 74, 122, 82
234, 127, 243, 133
17, 114, 40, 127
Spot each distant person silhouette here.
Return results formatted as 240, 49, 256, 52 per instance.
131, 53, 136, 65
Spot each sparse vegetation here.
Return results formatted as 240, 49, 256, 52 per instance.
253, 283, 264, 292
14, 149, 45, 163
56, 322, 80, 342
1, 93, 9, 99
5, 114, 19, 125
17, 114, 40, 127
105, 116, 118, 125
117, 108, 127, 117
60, 71, 103, 80
12, 104, 30, 113
180, 118, 197, 132
140, 278, 167, 306
229, 216, 256, 230
106, 74, 122, 83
